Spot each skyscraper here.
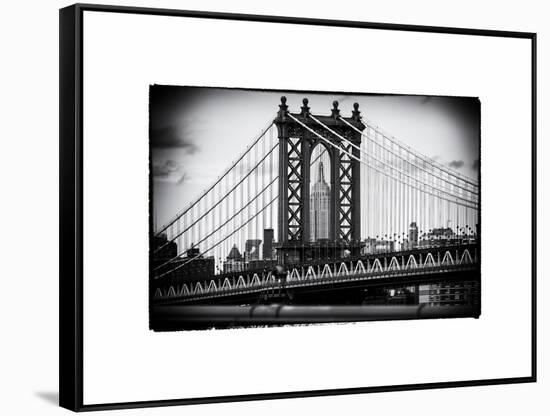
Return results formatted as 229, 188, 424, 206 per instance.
263, 228, 274, 260
224, 244, 244, 273
310, 161, 331, 241
409, 222, 419, 249
245, 239, 262, 261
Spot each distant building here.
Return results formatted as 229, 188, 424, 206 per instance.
263, 228, 274, 260
428, 227, 455, 239
419, 227, 458, 247
224, 244, 244, 273
409, 222, 418, 248
175, 246, 215, 282
151, 236, 214, 291
401, 222, 420, 251
419, 281, 480, 307
152, 234, 177, 266
248, 259, 278, 271
185, 246, 201, 259
417, 226, 480, 307
310, 161, 330, 242
362, 285, 418, 305
363, 238, 395, 254
245, 239, 262, 262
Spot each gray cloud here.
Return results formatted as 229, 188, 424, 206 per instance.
448, 160, 465, 169
152, 160, 185, 184
151, 124, 198, 154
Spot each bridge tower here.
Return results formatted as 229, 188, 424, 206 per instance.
274, 97, 365, 264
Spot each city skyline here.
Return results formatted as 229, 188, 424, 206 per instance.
160, 218, 478, 266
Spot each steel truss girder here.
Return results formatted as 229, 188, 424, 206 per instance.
287, 137, 303, 241
339, 142, 354, 241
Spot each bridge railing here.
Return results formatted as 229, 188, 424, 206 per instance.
153, 245, 478, 302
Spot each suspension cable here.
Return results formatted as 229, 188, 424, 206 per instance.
154, 142, 279, 254
155, 120, 274, 236
287, 113, 477, 210
337, 116, 478, 196
154, 176, 278, 273
308, 114, 478, 207
155, 194, 279, 279
362, 117, 478, 187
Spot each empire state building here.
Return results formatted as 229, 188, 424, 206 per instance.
310, 161, 331, 241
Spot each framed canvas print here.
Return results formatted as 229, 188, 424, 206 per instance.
59, 3, 537, 411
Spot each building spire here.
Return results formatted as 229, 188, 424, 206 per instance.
318, 161, 325, 183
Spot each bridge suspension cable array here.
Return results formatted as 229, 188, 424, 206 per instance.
308, 114, 478, 205
153, 122, 279, 278
153, 101, 479, 282
359, 115, 478, 187
155, 119, 276, 236
155, 194, 279, 279
286, 111, 479, 246
337, 116, 478, 197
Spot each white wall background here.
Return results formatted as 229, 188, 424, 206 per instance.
0, 0, 546, 414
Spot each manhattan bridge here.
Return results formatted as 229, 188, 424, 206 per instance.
151, 97, 480, 317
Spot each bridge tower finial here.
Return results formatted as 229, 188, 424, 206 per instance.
300, 98, 310, 116
352, 102, 361, 121
278, 96, 288, 119
331, 100, 340, 118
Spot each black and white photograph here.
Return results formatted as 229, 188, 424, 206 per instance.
51, 3, 537, 411
149, 86, 481, 331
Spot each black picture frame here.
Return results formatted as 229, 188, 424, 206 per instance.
59, 3, 537, 411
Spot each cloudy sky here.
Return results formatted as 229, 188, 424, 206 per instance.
150, 86, 480, 228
